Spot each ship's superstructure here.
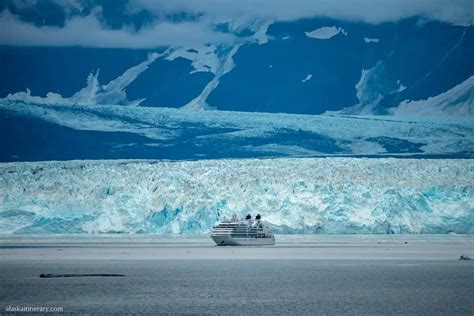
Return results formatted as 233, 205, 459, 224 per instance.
210, 214, 275, 246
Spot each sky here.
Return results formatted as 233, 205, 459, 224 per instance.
0, 0, 473, 49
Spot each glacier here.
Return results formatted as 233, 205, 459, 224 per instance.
1, 100, 473, 161
0, 158, 472, 235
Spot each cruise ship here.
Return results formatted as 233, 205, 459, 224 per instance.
210, 214, 275, 246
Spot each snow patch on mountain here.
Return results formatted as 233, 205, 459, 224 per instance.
390, 76, 474, 117
0, 158, 472, 234
305, 26, 347, 39
3, 52, 164, 106
332, 67, 473, 117
180, 19, 272, 110
214, 15, 272, 44
396, 80, 407, 92
328, 61, 405, 115
250, 19, 273, 44
166, 46, 220, 74
364, 37, 380, 43
302, 74, 312, 83
181, 44, 242, 110
1, 16, 274, 111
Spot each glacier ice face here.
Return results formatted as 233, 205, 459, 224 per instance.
0, 158, 472, 235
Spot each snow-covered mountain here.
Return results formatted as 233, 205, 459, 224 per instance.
1, 6, 473, 161
390, 76, 474, 116
1, 4, 473, 116
1, 158, 472, 234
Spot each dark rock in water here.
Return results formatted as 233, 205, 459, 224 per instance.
459, 255, 471, 260
404, 241, 408, 244
40, 273, 125, 278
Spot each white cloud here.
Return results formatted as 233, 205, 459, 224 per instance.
129, 0, 473, 26
0, 9, 234, 48
12, 0, 83, 9
1, 0, 471, 49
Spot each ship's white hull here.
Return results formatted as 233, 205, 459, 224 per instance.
211, 235, 275, 246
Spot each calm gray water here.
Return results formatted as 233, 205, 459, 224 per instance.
1, 260, 473, 315
1, 235, 473, 315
